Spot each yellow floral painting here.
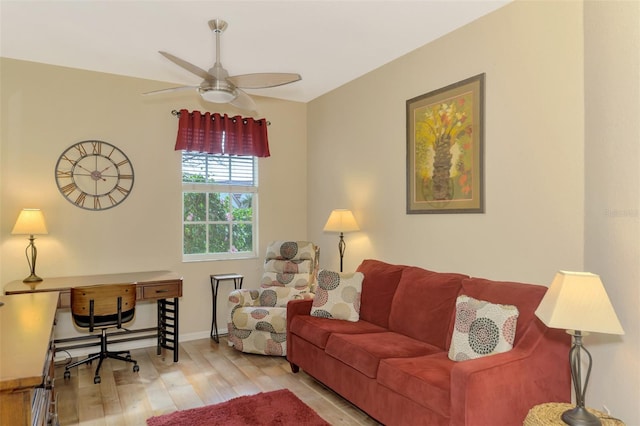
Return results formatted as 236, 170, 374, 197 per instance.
407, 74, 484, 213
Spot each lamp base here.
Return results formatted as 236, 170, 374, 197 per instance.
23, 273, 43, 283
561, 406, 602, 426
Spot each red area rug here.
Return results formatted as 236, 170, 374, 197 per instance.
146, 389, 330, 426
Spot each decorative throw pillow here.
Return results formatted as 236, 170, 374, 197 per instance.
310, 270, 363, 322
448, 295, 519, 361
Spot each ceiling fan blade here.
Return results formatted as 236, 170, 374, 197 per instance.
227, 73, 301, 89
150, 20, 301, 106
159, 51, 213, 81
229, 89, 258, 112
143, 86, 198, 96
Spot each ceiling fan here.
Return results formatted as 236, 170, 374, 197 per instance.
144, 18, 301, 112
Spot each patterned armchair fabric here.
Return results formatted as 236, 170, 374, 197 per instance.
227, 241, 318, 356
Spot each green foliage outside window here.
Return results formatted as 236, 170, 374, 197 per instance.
184, 191, 253, 255
182, 153, 256, 258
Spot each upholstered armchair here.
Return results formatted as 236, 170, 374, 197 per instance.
227, 241, 318, 356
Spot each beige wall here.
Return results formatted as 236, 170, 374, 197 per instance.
0, 59, 308, 340
584, 0, 640, 422
308, 0, 585, 282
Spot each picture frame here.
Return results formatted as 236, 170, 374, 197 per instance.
406, 73, 485, 214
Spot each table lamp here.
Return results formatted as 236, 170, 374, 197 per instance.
534, 271, 624, 426
323, 209, 360, 272
11, 208, 49, 283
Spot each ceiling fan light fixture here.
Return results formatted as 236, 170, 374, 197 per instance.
198, 83, 237, 103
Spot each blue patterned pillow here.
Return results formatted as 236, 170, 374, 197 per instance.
448, 295, 519, 361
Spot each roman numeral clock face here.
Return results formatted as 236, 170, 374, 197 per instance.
55, 141, 134, 210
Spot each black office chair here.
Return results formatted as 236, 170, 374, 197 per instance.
63, 283, 140, 384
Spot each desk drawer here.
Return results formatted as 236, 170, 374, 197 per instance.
142, 283, 181, 300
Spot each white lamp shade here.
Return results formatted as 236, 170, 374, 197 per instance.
11, 209, 48, 235
535, 271, 624, 335
323, 209, 360, 233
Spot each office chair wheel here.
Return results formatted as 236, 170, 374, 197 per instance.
133, 364, 139, 373
64, 370, 70, 380
94, 375, 101, 384
126, 354, 132, 360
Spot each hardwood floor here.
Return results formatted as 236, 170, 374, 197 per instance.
54, 338, 380, 425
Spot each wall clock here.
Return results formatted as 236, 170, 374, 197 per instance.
55, 140, 134, 211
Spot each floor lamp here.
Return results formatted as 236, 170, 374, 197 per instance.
11, 208, 49, 283
323, 209, 360, 272
535, 271, 624, 426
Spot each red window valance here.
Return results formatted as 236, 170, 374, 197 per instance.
175, 109, 270, 157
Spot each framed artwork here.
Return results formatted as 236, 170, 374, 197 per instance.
406, 73, 485, 214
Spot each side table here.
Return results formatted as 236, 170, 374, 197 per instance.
524, 403, 625, 426
210, 273, 244, 343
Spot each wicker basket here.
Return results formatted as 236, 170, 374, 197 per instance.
524, 403, 625, 426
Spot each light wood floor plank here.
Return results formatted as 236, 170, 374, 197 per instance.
55, 337, 380, 425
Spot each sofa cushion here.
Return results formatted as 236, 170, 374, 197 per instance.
311, 270, 363, 321
265, 240, 316, 261
356, 259, 406, 328
388, 267, 467, 349
232, 306, 287, 333
325, 331, 442, 378
289, 315, 386, 349
448, 295, 519, 361
377, 352, 454, 418
452, 278, 546, 347
264, 258, 313, 274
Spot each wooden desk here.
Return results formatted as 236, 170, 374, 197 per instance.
0, 292, 59, 425
4, 271, 183, 362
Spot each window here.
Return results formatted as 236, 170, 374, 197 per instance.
182, 152, 257, 261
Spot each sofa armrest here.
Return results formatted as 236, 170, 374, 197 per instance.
228, 288, 259, 308
227, 289, 260, 342
286, 298, 313, 367
449, 320, 570, 426
286, 298, 313, 328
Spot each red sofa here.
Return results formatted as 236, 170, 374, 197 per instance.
287, 259, 570, 425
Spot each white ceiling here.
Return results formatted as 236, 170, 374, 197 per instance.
0, 1, 510, 103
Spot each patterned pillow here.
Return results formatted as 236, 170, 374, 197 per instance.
310, 270, 363, 322
448, 295, 519, 361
